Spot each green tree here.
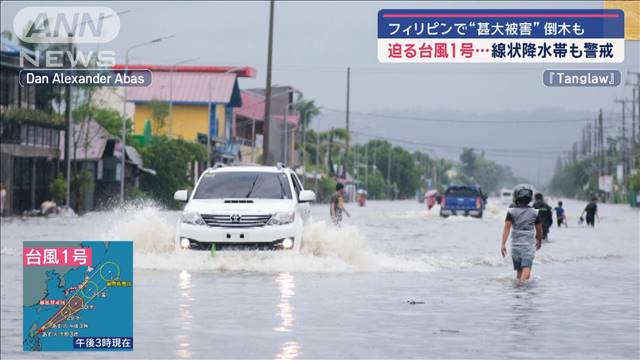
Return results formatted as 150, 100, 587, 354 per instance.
140, 136, 207, 208
456, 148, 519, 192
294, 98, 321, 169
73, 104, 131, 138
147, 100, 170, 136
48, 177, 66, 203
293, 98, 320, 128
460, 148, 478, 179
550, 157, 599, 200
355, 140, 420, 199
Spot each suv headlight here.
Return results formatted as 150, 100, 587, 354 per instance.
181, 211, 205, 225
267, 211, 295, 225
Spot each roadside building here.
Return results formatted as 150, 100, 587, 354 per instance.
59, 119, 155, 211
113, 65, 255, 163
240, 86, 300, 166
234, 89, 299, 164
0, 38, 64, 215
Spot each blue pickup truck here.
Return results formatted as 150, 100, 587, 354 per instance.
439, 185, 487, 219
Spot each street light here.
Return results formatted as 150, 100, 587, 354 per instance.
120, 34, 175, 204
64, 9, 130, 208
283, 88, 303, 166
169, 57, 199, 138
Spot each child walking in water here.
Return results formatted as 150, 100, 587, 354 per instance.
555, 201, 568, 227
501, 184, 543, 281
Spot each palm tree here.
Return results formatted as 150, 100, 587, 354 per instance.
306, 128, 350, 176
293, 98, 320, 128
293, 98, 321, 169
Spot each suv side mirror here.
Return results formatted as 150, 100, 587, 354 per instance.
299, 190, 316, 203
174, 190, 189, 202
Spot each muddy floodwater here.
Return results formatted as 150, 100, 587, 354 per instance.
1, 199, 638, 359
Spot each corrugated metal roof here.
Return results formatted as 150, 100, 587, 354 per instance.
234, 90, 299, 124
59, 119, 113, 161
235, 90, 266, 120
126, 72, 237, 104
112, 64, 256, 78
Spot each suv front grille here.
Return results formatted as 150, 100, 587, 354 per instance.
200, 214, 272, 227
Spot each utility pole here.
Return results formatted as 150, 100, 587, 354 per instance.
433, 160, 438, 190
373, 142, 377, 171
581, 127, 586, 157
593, 118, 598, 157
121, 34, 174, 203
587, 123, 592, 155
314, 129, 319, 195
328, 128, 334, 176
354, 142, 358, 180
386, 144, 391, 184
345, 67, 350, 151
284, 103, 289, 165
632, 87, 637, 147
364, 142, 368, 191
301, 105, 306, 182
262, 0, 275, 165
614, 99, 629, 173
629, 71, 640, 145
599, 109, 604, 174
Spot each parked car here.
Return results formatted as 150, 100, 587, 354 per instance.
440, 185, 486, 218
174, 164, 315, 252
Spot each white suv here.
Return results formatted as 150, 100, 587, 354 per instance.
173, 164, 315, 252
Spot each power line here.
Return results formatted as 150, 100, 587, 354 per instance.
322, 107, 617, 125
351, 130, 567, 157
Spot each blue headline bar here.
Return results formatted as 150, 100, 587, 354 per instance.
378, 9, 624, 39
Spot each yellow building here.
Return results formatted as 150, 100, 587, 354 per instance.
123, 65, 249, 160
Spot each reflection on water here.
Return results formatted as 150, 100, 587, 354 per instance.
176, 270, 193, 359
277, 341, 302, 360
274, 272, 300, 360
274, 272, 296, 332
508, 279, 543, 348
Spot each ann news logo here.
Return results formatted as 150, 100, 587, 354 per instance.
12, 7, 120, 68
13, 7, 120, 43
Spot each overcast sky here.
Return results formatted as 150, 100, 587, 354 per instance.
2, 1, 638, 184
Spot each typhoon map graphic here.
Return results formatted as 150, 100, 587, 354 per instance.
23, 241, 133, 351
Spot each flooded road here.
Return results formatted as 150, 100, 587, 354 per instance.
1, 199, 638, 359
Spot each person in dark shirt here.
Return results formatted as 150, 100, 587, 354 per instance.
533, 193, 553, 241
554, 201, 568, 227
581, 197, 599, 227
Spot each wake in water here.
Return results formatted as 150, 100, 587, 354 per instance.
0, 202, 625, 273
142, 222, 436, 273
387, 201, 508, 222
94, 203, 435, 272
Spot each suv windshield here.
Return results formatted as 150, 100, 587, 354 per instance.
193, 172, 292, 199
446, 187, 479, 197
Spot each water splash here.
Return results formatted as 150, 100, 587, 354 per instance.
96, 201, 176, 254
133, 220, 436, 273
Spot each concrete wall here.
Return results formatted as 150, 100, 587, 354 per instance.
132, 103, 229, 142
